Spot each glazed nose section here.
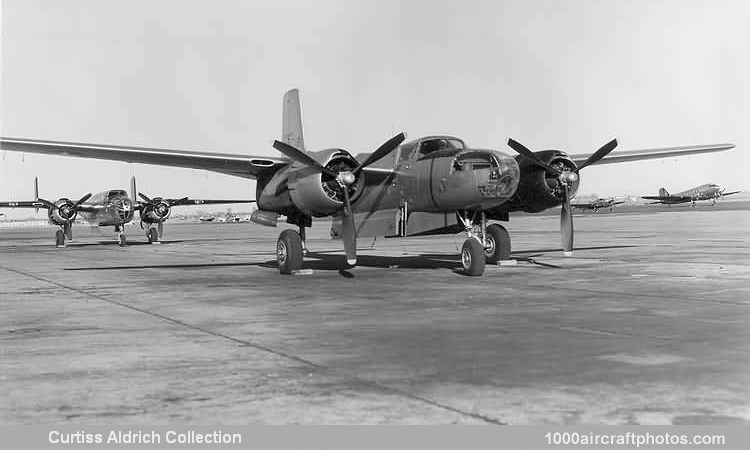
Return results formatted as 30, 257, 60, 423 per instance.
477, 152, 520, 200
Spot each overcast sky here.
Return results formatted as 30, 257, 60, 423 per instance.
1, 0, 747, 219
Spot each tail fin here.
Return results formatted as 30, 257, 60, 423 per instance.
131, 176, 137, 203
659, 187, 669, 197
282, 89, 305, 150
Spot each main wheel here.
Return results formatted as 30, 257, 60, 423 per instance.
148, 228, 158, 243
461, 238, 486, 276
277, 229, 303, 274
55, 229, 65, 247
484, 224, 511, 264
118, 234, 127, 247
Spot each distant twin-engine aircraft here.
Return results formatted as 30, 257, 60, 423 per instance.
0, 177, 254, 247
0, 89, 736, 275
571, 197, 625, 213
641, 184, 740, 206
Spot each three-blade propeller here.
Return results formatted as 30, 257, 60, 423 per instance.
272, 132, 407, 265
506, 138, 618, 254
137, 192, 185, 236
35, 193, 92, 220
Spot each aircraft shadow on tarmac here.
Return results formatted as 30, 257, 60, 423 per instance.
63, 244, 637, 276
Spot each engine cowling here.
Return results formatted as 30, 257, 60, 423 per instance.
140, 199, 171, 224
508, 150, 580, 213
282, 149, 365, 217
47, 199, 78, 225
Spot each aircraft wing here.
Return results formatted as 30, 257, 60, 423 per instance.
722, 191, 742, 196
640, 195, 692, 202
0, 137, 289, 179
166, 198, 256, 206
571, 203, 594, 209
0, 200, 46, 209
569, 143, 735, 167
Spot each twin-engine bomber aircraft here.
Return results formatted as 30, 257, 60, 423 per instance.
0, 177, 254, 247
571, 197, 625, 213
0, 89, 735, 275
641, 184, 741, 206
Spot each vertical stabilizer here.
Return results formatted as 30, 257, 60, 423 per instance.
282, 89, 305, 150
659, 188, 669, 197
131, 176, 137, 203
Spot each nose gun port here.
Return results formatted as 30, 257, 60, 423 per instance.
477, 153, 520, 200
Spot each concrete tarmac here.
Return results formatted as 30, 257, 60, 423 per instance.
1, 207, 748, 424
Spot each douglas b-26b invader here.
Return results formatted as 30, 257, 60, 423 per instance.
0, 177, 254, 247
0, 89, 735, 275
571, 197, 625, 213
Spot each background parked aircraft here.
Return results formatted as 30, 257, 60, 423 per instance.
641, 184, 741, 206
571, 197, 624, 213
0, 90, 735, 275
0, 176, 254, 246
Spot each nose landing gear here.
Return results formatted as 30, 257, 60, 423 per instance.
114, 225, 127, 247
458, 210, 511, 276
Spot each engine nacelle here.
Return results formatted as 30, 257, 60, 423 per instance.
507, 150, 580, 213
140, 200, 171, 224
257, 149, 365, 217
47, 199, 78, 225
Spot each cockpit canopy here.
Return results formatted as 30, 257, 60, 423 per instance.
398, 136, 466, 161
107, 190, 129, 203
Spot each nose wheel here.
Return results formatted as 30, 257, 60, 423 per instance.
457, 211, 511, 276
114, 225, 127, 247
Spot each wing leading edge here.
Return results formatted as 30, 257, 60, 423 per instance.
0, 137, 288, 180
569, 143, 735, 167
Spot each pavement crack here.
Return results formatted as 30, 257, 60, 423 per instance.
1, 264, 506, 425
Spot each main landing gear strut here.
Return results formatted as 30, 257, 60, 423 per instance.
145, 223, 163, 244
457, 210, 511, 276
55, 222, 73, 248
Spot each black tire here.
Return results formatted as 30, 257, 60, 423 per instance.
277, 229, 303, 274
148, 228, 158, 243
118, 234, 127, 247
55, 229, 65, 247
484, 223, 511, 264
461, 238, 486, 276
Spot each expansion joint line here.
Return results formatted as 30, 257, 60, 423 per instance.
1, 265, 507, 425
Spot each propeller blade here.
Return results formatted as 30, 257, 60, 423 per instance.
560, 184, 574, 255
340, 187, 357, 266
36, 197, 58, 210
169, 197, 189, 206
157, 221, 164, 239
577, 138, 618, 171
273, 140, 338, 178
352, 132, 407, 175
74, 193, 92, 207
507, 138, 561, 175
138, 192, 152, 203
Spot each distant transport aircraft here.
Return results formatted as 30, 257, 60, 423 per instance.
641, 184, 741, 207
571, 197, 624, 213
0, 89, 736, 275
199, 216, 216, 222
0, 177, 254, 247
